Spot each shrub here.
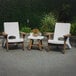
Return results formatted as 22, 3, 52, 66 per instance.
40, 12, 57, 33
70, 17, 76, 35
71, 22, 76, 35
21, 26, 31, 33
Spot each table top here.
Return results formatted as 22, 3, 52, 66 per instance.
28, 35, 44, 40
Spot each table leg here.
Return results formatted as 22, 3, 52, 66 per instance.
29, 39, 33, 50
38, 40, 42, 50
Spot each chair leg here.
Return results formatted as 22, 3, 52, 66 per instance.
62, 42, 66, 54
6, 41, 8, 51
22, 42, 24, 50
28, 39, 32, 50
46, 43, 50, 52
67, 39, 72, 49
67, 42, 72, 49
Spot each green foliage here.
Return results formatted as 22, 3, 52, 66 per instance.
58, 3, 71, 22
0, 0, 75, 32
40, 12, 57, 33
21, 26, 31, 33
71, 22, 76, 36
28, 13, 43, 29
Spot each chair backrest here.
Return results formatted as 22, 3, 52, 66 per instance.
4, 22, 20, 39
53, 23, 71, 40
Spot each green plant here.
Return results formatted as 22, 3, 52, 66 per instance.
70, 17, 76, 35
71, 22, 76, 35
40, 12, 57, 33
21, 26, 31, 33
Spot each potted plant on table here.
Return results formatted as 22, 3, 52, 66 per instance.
32, 29, 41, 37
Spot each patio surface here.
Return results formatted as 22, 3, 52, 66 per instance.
0, 38, 76, 76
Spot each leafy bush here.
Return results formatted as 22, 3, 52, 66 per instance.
40, 12, 57, 33
21, 26, 31, 33
71, 22, 76, 35
70, 17, 76, 35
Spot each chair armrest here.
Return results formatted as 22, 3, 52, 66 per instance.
58, 34, 71, 41
44, 32, 54, 39
63, 34, 71, 42
20, 32, 26, 38
63, 34, 71, 37
2, 32, 8, 39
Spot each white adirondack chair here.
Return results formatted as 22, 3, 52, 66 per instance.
48, 23, 72, 54
3, 22, 25, 51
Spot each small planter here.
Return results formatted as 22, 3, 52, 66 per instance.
70, 36, 76, 47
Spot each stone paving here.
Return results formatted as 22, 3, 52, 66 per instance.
0, 36, 76, 76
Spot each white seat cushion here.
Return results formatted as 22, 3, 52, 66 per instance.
48, 39, 64, 44
8, 38, 24, 43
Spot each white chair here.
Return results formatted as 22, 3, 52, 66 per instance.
3, 22, 26, 51
28, 32, 44, 50
48, 23, 72, 54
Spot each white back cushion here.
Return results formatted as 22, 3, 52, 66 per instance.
4, 22, 20, 39
54, 23, 71, 40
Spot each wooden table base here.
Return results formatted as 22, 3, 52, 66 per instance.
28, 39, 43, 50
